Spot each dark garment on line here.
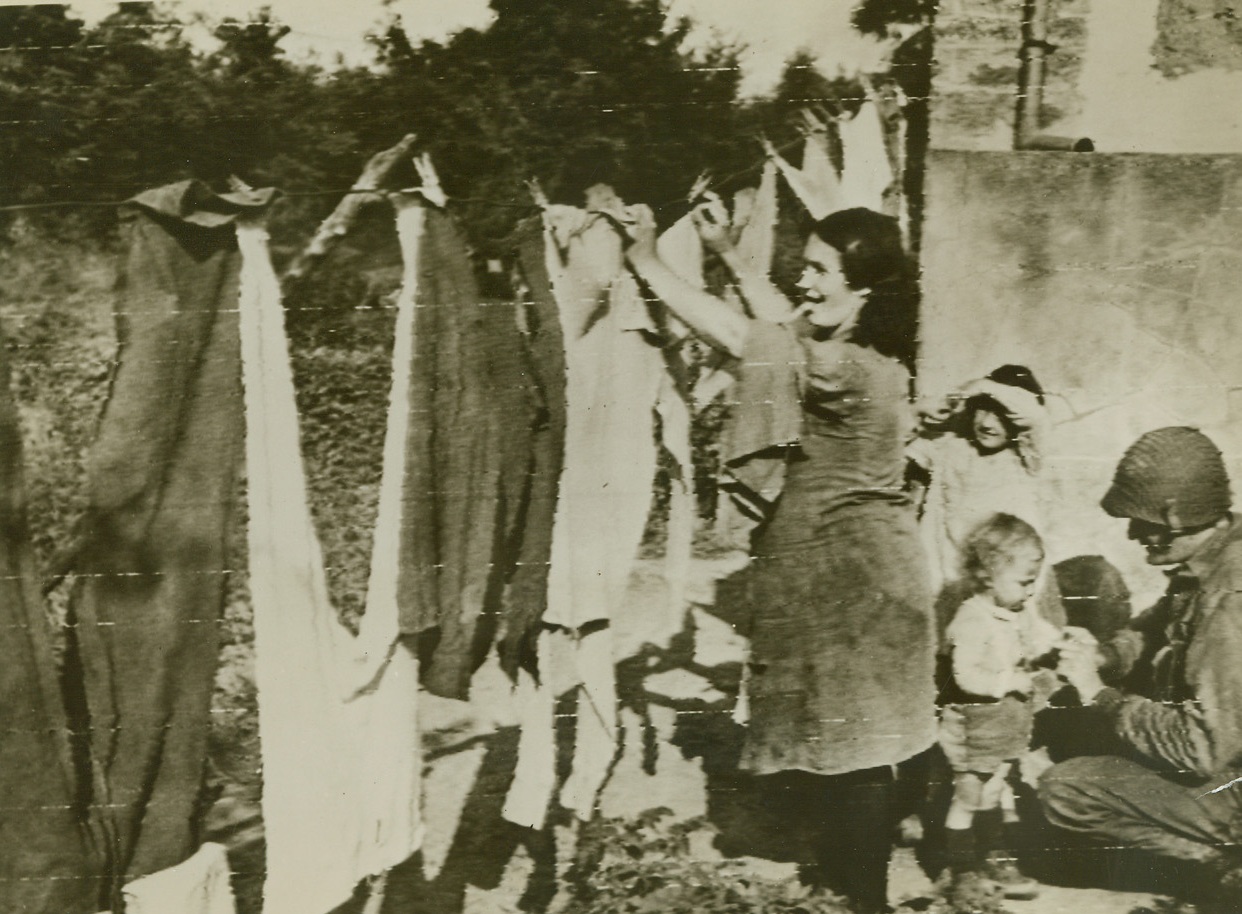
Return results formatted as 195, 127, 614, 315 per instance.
399, 208, 551, 698
67, 181, 269, 894
504, 219, 568, 674
0, 325, 100, 914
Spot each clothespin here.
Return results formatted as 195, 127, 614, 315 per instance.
525, 178, 550, 210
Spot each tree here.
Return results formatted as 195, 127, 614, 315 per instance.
0, 0, 754, 251
337, 0, 745, 245
0, 6, 93, 206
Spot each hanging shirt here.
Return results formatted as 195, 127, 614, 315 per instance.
771, 121, 846, 220
694, 159, 778, 410
734, 158, 779, 278
503, 193, 693, 827
541, 201, 667, 630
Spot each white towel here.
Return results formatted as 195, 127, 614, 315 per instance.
839, 100, 895, 212
236, 213, 422, 914
121, 843, 235, 914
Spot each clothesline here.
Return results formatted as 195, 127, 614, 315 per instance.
0, 131, 832, 216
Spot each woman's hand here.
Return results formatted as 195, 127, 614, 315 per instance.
691, 193, 735, 256
601, 203, 659, 265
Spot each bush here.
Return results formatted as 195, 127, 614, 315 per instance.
564, 808, 853, 914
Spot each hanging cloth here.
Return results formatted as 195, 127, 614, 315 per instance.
504, 218, 569, 667
732, 157, 779, 278
395, 208, 546, 698
0, 316, 100, 914
653, 214, 703, 646
502, 193, 696, 827
839, 100, 895, 212
543, 198, 662, 820
237, 206, 421, 914
770, 119, 846, 221
541, 198, 667, 631
69, 181, 271, 891
119, 842, 234, 914
500, 225, 576, 831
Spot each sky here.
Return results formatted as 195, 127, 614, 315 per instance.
40, 0, 888, 96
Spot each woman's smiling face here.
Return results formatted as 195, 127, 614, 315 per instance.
797, 235, 859, 327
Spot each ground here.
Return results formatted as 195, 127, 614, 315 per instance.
204, 554, 1169, 914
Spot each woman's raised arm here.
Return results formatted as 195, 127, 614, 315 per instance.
692, 194, 796, 325
619, 204, 749, 358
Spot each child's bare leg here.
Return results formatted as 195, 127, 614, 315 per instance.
946, 772, 984, 830
999, 775, 1019, 825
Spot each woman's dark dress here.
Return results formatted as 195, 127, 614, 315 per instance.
725, 320, 937, 776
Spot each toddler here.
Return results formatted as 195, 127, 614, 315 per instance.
939, 513, 1063, 903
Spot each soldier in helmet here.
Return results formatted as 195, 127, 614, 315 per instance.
1041, 427, 1242, 907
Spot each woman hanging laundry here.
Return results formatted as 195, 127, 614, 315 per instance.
619, 199, 936, 914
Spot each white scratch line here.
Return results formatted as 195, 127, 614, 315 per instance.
1201, 775, 1242, 797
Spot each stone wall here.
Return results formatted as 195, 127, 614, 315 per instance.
919, 150, 1242, 604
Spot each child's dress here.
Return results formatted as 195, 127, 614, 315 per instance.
939, 593, 1062, 774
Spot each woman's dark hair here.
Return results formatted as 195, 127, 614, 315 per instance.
811, 207, 918, 371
